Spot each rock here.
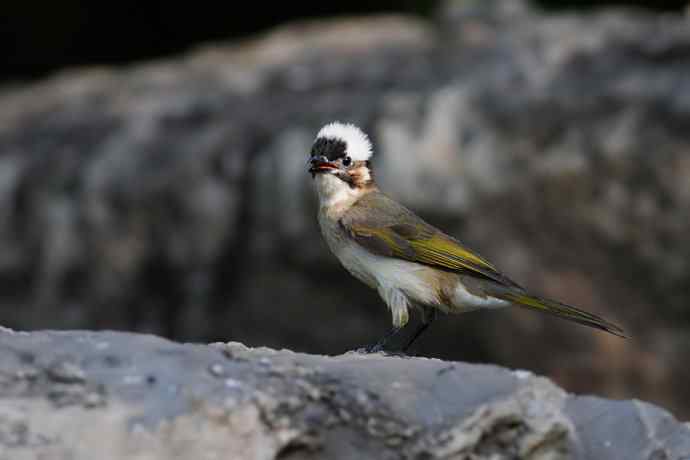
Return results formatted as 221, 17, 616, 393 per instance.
0, 0, 690, 419
0, 329, 687, 460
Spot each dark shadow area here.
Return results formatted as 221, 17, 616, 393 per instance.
1, 1, 437, 83
2, 1, 685, 83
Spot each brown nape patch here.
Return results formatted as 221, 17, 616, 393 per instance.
348, 161, 375, 190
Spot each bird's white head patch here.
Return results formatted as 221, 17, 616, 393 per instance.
316, 122, 372, 162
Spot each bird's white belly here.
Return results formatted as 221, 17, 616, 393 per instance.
334, 242, 438, 305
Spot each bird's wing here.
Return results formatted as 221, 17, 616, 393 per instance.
340, 193, 522, 289
341, 192, 626, 337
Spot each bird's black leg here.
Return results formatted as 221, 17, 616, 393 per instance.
363, 307, 437, 354
402, 307, 437, 352
365, 326, 403, 353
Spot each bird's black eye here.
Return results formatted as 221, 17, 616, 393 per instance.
342, 156, 352, 167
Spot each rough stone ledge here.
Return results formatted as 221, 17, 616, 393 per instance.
0, 329, 688, 460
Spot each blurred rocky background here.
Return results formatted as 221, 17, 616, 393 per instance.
2, 0, 690, 420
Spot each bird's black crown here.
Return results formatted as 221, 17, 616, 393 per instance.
311, 137, 347, 161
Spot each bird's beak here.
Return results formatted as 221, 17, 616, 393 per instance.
308, 156, 339, 176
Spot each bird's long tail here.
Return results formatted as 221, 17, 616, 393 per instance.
498, 291, 626, 338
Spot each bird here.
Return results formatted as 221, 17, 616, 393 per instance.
307, 121, 625, 352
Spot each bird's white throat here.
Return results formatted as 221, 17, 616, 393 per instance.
314, 174, 363, 214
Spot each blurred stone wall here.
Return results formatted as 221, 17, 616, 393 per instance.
1, 1, 689, 417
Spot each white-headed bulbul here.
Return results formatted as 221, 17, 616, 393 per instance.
308, 122, 625, 351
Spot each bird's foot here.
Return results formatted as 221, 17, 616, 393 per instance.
348, 341, 388, 354
348, 347, 369, 354
381, 350, 412, 358
349, 343, 384, 354
357, 327, 403, 354
365, 343, 385, 354
350, 345, 412, 358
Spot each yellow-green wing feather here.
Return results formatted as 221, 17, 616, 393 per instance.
340, 192, 521, 287
408, 232, 496, 271
347, 223, 522, 288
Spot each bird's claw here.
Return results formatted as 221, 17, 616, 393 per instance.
349, 344, 384, 354
350, 345, 411, 358
347, 342, 387, 354
365, 344, 384, 353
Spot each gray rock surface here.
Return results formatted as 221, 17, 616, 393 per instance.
0, 328, 688, 460
1, 0, 689, 418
